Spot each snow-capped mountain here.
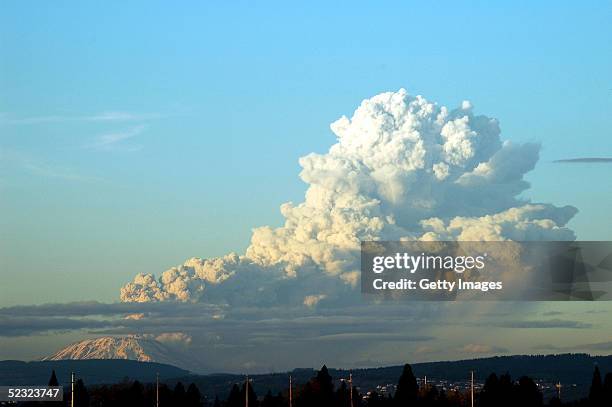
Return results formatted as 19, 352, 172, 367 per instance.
42, 335, 186, 368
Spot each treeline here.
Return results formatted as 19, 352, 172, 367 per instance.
28, 364, 612, 406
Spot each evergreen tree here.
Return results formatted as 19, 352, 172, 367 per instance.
366, 390, 390, 407
337, 379, 361, 407
74, 378, 90, 407
394, 364, 418, 407
350, 383, 361, 407
261, 390, 275, 407
316, 365, 335, 403
143, 383, 156, 407
296, 381, 315, 407
175, 382, 187, 406
497, 373, 514, 407
158, 383, 174, 407
261, 390, 284, 407
336, 380, 350, 407
186, 383, 203, 407
226, 384, 242, 407
421, 384, 439, 407
126, 380, 145, 407
241, 380, 258, 407
515, 376, 542, 407
479, 373, 499, 407
604, 372, 612, 406
437, 389, 450, 407
48, 370, 59, 387
296, 366, 335, 407
589, 365, 604, 406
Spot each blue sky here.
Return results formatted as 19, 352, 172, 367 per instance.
1, 0, 611, 310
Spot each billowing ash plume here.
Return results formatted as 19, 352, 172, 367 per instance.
121, 89, 576, 304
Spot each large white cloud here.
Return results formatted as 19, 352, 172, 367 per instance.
120, 89, 576, 304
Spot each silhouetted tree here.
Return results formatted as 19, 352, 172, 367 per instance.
394, 364, 418, 406
48, 370, 59, 387
515, 376, 542, 407
479, 372, 513, 407
126, 380, 145, 407
75, 378, 90, 407
604, 372, 612, 407
261, 390, 275, 407
480, 373, 499, 407
241, 380, 258, 407
366, 390, 390, 407
186, 383, 203, 407
213, 395, 222, 407
226, 384, 242, 407
174, 382, 187, 406
589, 366, 604, 406
158, 383, 174, 407
421, 384, 439, 407
261, 390, 284, 407
350, 384, 361, 407
449, 389, 467, 407
437, 389, 451, 407
296, 365, 335, 407
497, 373, 514, 407
337, 380, 350, 407
480, 373, 543, 407
296, 381, 314, 407
317, 365, 335, 405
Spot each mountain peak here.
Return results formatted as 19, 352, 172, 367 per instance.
42, 335, 176, 365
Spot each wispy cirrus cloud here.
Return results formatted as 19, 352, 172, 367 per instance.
0, 149, 101, 182
0, 111, 158, 126
86, 125, 146, 152
553, 157, 612, 163
484, 319, 592, 329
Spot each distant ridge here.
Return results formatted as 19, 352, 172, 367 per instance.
0, 359, 189, 386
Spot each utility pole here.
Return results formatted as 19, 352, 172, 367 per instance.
349, 372, 353, 407
156, 373, 159, 407
71, 372, 75, 407
289, 375, 293, 407
470, 371, 474, 407
245, 375, 249, 407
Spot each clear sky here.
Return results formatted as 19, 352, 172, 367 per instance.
1, 1, 611, 311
